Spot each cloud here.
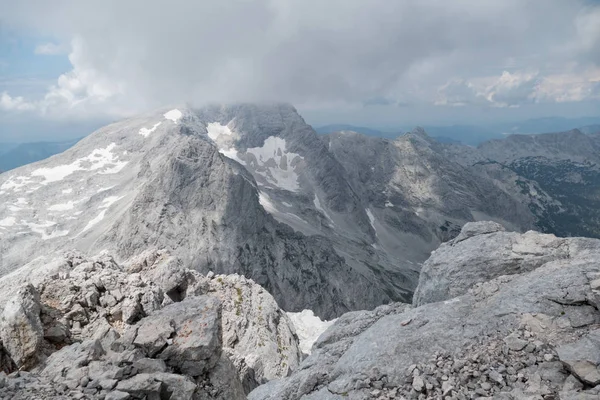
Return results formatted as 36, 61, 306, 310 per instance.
34, 42, 68, 55
0, 0, 598, 120
437, 69, 600, 107
0, 92, 35, 111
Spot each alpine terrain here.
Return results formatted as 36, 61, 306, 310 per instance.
1, 104, 600, 399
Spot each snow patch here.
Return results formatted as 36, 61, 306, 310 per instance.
219, 148, 246, 165
1, 176, 34, 191
206, 122, 234, 141
0, 143, 129, 191
246, 137, 303, 192
48, 201, 76, 212
282, 202, 292, 207
139, 122, 162, 137
97, 186, 115, 193
206, 122, 245, 165
100, 196, 124, 209
314, 194, 334, 225
23, 220, 68, 240
0, 217, 16, 227
287, 310, 336, 355
258, 192, 278, 214
62, 188, 73, 194
366, 208, 376, 227
385, 201, 394, 208
81, 210, 107, 233
366, 208, 378, 236
164, 109, 182, 123
42, 229, 70, 241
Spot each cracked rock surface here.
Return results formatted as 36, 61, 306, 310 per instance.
249, 222, 600, 399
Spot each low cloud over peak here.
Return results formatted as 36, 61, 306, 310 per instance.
0, 0, 599, 135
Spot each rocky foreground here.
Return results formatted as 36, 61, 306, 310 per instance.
249, 222, 600, 399
0, 250, 302, 399
3, 221, 600, 399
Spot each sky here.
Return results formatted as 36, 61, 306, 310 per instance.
0, 0, 599, 142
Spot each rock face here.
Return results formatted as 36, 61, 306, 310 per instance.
0, 250, 302, 399
413, 221, 600, 306
249, 223, 600, 399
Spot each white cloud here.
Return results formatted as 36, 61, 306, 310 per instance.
34, 42, 68, 55
0, 0, 598, 120
0, 92, 35, 111
437, 68, 600, 108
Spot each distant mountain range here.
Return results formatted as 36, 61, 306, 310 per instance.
315, 116, 600, 145
0, 139, 81, 172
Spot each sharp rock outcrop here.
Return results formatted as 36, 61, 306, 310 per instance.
0, 249, 302, 399
249, 222, 600, 400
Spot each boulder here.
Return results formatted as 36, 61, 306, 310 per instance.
0, 285, 44, 369
132, 296, 222, 377
40, 340, 105, 381
556, 330, 600, 385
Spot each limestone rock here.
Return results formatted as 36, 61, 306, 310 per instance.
413, 221, 600, 306
0, 285, 44, 369
0, 250, 302, 399
556, 330, 600, 385
249, 224, 600, 399
133, 296, 222, 377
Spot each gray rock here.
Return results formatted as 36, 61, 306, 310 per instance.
249, 225, 600, 399
115, 373, 164, 398
152, 372, 197, 400
556, 330, 600, 385
0, 285, 44, 369
99, 378, 118, 390
504, 333, 528, 351
133, 296, 222, 377
412, 375, 424, 392
105, 391, 132, 400
413, 221, 600, 306
40, 340, 105, 381
133, 358, 167, 373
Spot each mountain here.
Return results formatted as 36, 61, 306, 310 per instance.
314, 124, 388, 137
0, 143, 19, 155
421, 124, 505, 145
1, 105, 598, 323
0, 139, 81, 172
473, 130, 600, 238
493, 116, 600, 136
0, 104, 541, 322
249, 221, 600, 399
580, 124, 600, 134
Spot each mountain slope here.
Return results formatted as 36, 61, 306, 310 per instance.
0, 105, 416, 319
472, 130, 600, 238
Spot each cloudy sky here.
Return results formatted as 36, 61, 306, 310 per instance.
1, 0, 599, 141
